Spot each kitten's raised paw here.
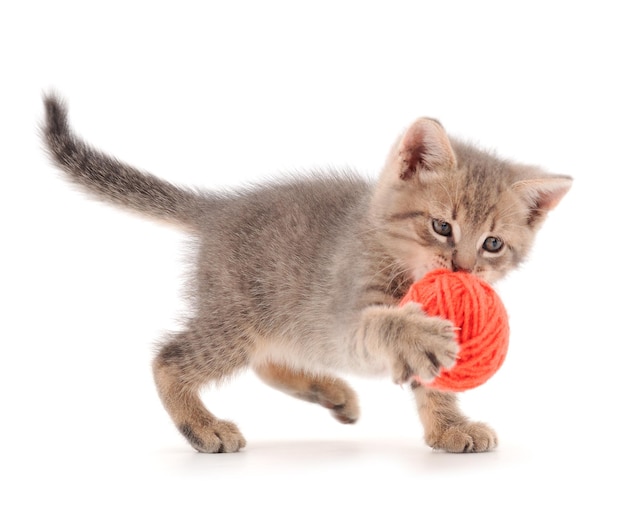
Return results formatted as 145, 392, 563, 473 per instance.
426, 421, 497, 453
178, 419, 246, 453
303, 380, 360, 424
389, 306, 459, 384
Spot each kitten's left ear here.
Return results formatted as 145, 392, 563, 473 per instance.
512, 175, 573, 224
396, 118, 457, 180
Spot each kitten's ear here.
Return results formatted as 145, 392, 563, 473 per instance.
512, 176, 573, 224
396, 118, 457, 180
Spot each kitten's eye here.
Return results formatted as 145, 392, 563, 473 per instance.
483, 236, 504, 253
432, 219, 452, 237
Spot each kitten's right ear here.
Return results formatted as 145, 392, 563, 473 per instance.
511, 175, 573, 225
396, 118, 457, 180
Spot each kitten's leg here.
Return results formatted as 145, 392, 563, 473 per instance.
254, 362, 360, 424
152, 330, 248, 453
412, 382, 497, 453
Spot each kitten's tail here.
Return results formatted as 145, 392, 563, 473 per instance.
42, 94, 204, 228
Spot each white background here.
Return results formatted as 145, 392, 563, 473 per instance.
2, 1, 624, 509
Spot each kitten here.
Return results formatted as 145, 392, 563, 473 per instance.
42, 95, 572, 453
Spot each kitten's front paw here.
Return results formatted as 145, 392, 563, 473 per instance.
388, 304, 459, 384
426, 421, 497, 453
178, 419, 246, 453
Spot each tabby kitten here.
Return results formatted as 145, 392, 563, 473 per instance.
42, 95, 571, 453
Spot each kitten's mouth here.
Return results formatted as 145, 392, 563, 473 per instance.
473, 269, 498, 284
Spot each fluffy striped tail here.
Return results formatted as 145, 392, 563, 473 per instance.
42, 94, 203, 227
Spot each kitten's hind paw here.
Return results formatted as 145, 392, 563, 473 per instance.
307, 380, 360, 424
178, 419, 246, 453
255, 363, 360, 424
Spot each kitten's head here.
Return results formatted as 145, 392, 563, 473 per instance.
371, 118, 572, 283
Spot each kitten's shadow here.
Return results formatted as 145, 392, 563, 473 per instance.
248, 438, 369, 462
173, 438, 372, 472
162, 438, 384, 472
168, 437, 502, 475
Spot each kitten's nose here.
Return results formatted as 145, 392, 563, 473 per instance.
451, 252, 474, 273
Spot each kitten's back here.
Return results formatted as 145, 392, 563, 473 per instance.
193, 174, 373, 316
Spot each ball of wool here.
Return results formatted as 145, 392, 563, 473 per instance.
399, 268, 509, 392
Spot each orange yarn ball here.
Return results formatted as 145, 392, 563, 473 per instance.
400, 269, 509, 392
